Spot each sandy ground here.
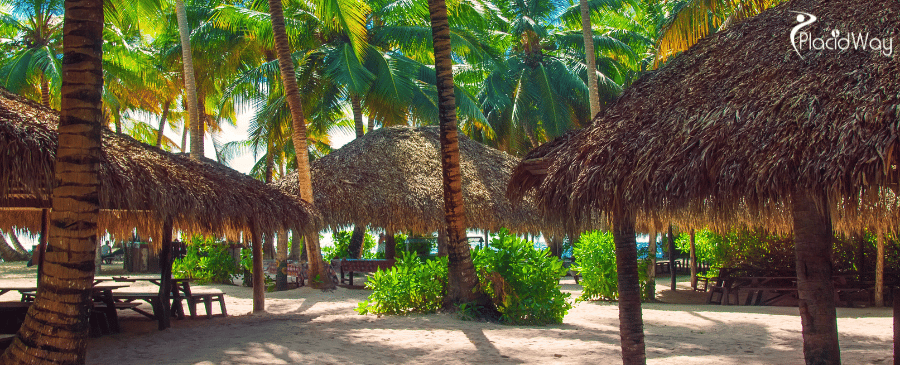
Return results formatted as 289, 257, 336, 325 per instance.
0, 262, 893, 365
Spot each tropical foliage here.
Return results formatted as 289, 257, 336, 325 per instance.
473, 229, 571, 325
356, 251, 448, 315
573, 230, 650, 301
173, 235, 240, 284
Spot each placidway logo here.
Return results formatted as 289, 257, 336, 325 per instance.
790, 11, 893, 59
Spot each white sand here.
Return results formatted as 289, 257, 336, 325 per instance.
0, 263, 892, 364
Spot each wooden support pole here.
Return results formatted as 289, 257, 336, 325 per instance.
251, 223, 265, 313
668, 225, 676, 291
689, 229, 697, 290
158, 217, 173, 330
894, 290, 899, 364
646, 227, 656, 300
37, 208, 49, 286
876, 228, 885, 307
385, 231, 396, 260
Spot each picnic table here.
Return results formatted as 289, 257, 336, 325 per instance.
111, 277, 226, 326
335, 259, 395, 286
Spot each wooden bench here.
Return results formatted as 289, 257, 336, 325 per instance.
113, 292, 164, 320
188, 292, 227, 318
337, 259, 396, 286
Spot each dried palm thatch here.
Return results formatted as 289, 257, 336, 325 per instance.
275, 126, 544, 235
508, 0, 900, 234
0, 88, 320, 242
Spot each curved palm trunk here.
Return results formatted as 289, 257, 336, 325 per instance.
0, 233, 29, 262
275, 228, 289, 291
156, 99, 171, 147
7, 230, 29, 255
579, 0, 600, 117
176, 0, 202, 160
0, 0, 104, 360
347, 99, 366, 259
612, 207, 646, 365
268, 0, 334, 289
791, 189, 840, 365
40, 74, 50, 108
428, 0, 479, 305
645, 227, 656, 300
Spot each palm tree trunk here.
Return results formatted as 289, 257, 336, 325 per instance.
613, 206, 646, 365
7, 230, 29, 254
579, 0, 600, 117
180, 115, 189, 153
645, 227, 656, 300
275, 228, 288, 291
347, 96, 367, 259
176, 0, 202, 160
264, 233, 275, 260
352, 96, 364, 137
288, 229, 301, 261
348, 227, 365, 259
40, 74, 50, 108
1, 0, 103, 359
875, 228, 884, 307
668, 225, 676, 291
689, 229, 697, 290
791, 189, 840, 365
251, 223, 265, 312
268, 0, 333, 289
265, 139, 274, 183
0, 233, 29, 262
156, 99, 171, 147
428, 0, 479, 306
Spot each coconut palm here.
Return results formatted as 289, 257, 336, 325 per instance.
476, 0, 636, 154
654, 0, 785, 65
0, 0, 103, 361
0, 0, 62, 108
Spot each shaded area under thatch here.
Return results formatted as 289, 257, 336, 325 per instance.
509, 0, 900, 234
276, 126, 544, 235
0, 87, 320, 241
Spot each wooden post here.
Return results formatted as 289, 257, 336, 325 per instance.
251, 223, 265, 313
37, 208, 49, 286
158, 217, 173, 330
894, 289, 899, 364
668, 225, 676, 291
690, 229, 697, 290
437, 229, 448, 257
876, 228, 885, 307
646, 227, 656, 300
385, 231, 396, 260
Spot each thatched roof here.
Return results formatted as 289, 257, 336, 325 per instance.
275, 126, 545, 234
0, 88, 320, 240
508, 0, 900, 233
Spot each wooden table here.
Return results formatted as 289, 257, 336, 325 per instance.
111, 277, 193, 324
0, 286, 37, 300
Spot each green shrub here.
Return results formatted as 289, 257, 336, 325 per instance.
356, 251, 448, 315
473, 229, 571, 325
323, 230, 378, 261
173, 235, 239, 284
573, 231, 650, 302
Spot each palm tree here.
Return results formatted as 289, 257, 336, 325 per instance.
174, 0, 202, 158
654, 0, 784, 66
477, 0, 635, 154
427, 0, 480, 306
0, 0, 103, 361
267, 0, 340, 290
0, 0, 62, 108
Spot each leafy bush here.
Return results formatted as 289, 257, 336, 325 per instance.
323, 230, 378, 261
173, 235, 239, 284
356, 251, 448, 315
573, 231, 650, 302
474, 229, 571, 325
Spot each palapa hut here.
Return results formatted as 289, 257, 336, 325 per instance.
508, 0, 899, 364
0, 87, 320, 318
275, 125, 545, 247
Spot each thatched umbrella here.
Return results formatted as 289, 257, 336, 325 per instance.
0, 87, 319, 237
508, 0, 899, 363
275, 126, 544, 238
0, 87, 320, 319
